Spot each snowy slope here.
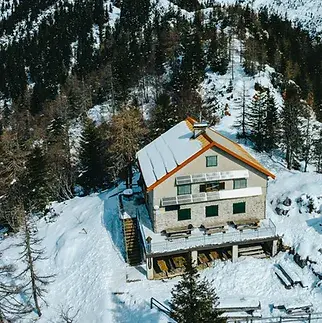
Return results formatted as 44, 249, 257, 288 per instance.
0, 0, 120, 46
2, 171, 322, 322
213, 0, 322, 35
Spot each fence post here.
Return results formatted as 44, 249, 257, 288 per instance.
309, 313, 311, 323
150, 298, 153, 309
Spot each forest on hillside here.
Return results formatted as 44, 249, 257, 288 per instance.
0, 0, 322, 231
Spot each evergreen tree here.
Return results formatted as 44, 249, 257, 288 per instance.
24, 145, 51, 213
263, 91, 279, 152
208, 27, 229, 75
170, 259, 225, 323
149, 93, 178, 140
247, 90, 266, 151
78, 119, 106, 194
281, 82, 303, 170
314, 130, 322, 173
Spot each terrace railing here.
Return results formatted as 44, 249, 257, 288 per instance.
145, 219, 277, 255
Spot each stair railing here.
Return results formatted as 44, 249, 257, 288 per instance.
150, 297, 172, 317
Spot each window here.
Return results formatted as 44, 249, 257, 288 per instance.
177, 184, 191, 195
200, 182, 225, 192
233, 202, 246, 214
178, 208, 191, 221
206, 205, 218, 217
165, 205, 180, 212
233, 179, 247, 189
206, 156, 218, 167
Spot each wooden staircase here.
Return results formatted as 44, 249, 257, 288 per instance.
123, 218, 142, 266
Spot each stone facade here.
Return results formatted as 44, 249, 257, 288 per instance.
153, 195, 266, 233
143, 145, 269, 233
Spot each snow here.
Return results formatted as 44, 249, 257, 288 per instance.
219, 186, 262, 199
213, 0, 322, 36
137, 120, 203, 187
2, 7, 322, 322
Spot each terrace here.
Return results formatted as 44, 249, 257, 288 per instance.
137, 207, 277, 256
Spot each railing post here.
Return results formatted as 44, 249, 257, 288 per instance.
309, 313, 311, 322
150, 297, 153, 309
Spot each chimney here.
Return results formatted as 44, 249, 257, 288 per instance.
193, 122, 208, 139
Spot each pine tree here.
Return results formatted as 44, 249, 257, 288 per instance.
78, 119, 106, 194
263, 91, 279, 152
24, 145, 51, 214
281, 82, 303, 170
170, 259, 225, 323
149, 93, 178, 140
247, 90, 266, 151
314, 130, 322, 173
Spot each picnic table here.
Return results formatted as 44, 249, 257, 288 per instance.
200, 224, 227, 235
163, 226, 193, 241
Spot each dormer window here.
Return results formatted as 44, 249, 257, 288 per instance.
206, 155, 218, 167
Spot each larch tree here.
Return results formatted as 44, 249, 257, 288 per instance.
0, 262, 32, 321
170, 258, 225, 323
18, 211, 54, 318
108, 106, 148, 188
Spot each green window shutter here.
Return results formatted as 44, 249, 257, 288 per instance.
233, 179, 247, 189
233, 202, 246, 214
177, 184, 191, 195
206, 156, 218, 167
178, 208, 191, 221
205, 205, 218, 217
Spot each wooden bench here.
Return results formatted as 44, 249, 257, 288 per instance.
229, 220, 259, 231
163, 226, 193, 241
200, 224, 227, 235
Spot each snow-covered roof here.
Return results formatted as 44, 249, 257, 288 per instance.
136, 120, 206, 187
137, 117, 275, 190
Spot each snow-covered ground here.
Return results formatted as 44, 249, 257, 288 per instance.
2, 17, 322, 323
2, 167, 322, 322
212, 0, 322, 36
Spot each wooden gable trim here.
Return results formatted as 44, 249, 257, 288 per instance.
146, 142, 216, 192
211, 141, 276, 179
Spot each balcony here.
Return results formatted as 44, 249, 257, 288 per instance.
161, 187, 262, 207
138, 217, 277, 255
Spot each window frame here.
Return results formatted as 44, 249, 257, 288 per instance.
233, 178, 247, 189
205, 205, 219, 217
233, 202, 246, 214
177, 184, 191, 196
206, 155, 218, 167
178, 208, 191, 221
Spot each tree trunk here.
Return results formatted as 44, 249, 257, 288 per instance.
25, 218, 42, 317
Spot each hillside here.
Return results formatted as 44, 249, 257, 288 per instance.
217, 0, 322, 36
1, 106, 322, 322
1, 0, 322, 321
